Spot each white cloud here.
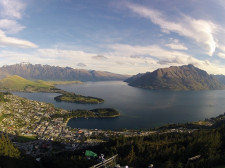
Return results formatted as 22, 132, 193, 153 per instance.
126, 3, 218, 56
0, 0, 26, 19
0, 19, 25, 34
217, 53, 225, 59
0, 0, 35, 49
165, 43, 188, 50
37, 49, 94, 59
0, 30, 38, 48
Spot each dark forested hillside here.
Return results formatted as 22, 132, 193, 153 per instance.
40, 124, 225, 168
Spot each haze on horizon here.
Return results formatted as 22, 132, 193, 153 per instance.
0, 0, 225, 75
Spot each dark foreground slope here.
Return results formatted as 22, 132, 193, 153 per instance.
126, 64, 225, 90
0, 63, 129, 81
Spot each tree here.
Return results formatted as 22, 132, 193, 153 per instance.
0, 134, 20, 159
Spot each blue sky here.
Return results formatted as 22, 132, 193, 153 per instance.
1, 0, 225, 75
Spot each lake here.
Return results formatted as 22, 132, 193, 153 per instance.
13, 81, 225, 130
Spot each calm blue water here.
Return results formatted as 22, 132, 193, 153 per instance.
13, 81, 225, 130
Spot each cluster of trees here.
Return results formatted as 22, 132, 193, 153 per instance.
93, 126, 225, 167
90, 108, 119, 117
0, 134, 20, 158
41, 151, 98, 168
0, 134, 38, 168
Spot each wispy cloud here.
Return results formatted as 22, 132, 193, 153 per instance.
0, 0, 26, 19
0, 0, 37, 48
0, 19, 25, 34
217, 53, 225, 59
0, 30, 38, 48
165, 38, 188, 50
126, 2, 218, 56
77, 63, 87, 67
0, 0, 25, 34
92, 55, 108, 60
165, 43, 188, 50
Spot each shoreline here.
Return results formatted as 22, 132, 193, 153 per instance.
64, 113, 120, 127
65, 112, 225, 132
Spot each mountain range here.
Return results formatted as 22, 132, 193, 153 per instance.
125, 64, 225, 90
0, 63, 129, 81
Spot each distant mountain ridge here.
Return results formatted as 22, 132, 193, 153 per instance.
213, 75, 225, 85
125, 64, 225, 90
0, 63, 129, 81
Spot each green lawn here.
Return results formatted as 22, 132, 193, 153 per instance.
15, 135, 37, 143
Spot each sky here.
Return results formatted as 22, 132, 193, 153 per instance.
1, 0, 225, 75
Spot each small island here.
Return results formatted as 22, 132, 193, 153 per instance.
54, 92, 104, 104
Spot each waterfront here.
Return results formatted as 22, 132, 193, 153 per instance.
13, 81, 225, 130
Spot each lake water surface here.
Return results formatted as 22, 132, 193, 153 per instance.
13, 81, 225, 130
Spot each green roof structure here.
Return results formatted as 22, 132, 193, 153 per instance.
85, 150, 97, 158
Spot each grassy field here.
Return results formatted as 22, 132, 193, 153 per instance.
0, 75, 82, 92
0, 75, 52, 91
14, 135, 37, 143
37, 80, 82, 86
192, 120, 213, 126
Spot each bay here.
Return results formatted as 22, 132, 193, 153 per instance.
13, 81, 225, 130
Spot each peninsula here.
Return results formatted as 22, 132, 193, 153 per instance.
52, 108, 119, 122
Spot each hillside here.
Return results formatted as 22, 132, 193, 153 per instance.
124, 73, 144, 83
0, 75, 56, 92
126, 64, 225, 90
0, 75, 80, 92
0, 63, 129, 81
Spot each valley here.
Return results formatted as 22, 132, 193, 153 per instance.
1, 63, 225, 168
